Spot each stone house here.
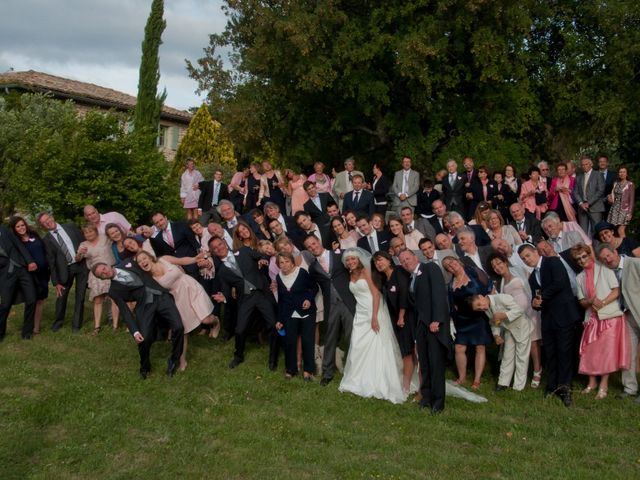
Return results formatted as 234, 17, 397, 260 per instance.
0, 70, 192, 161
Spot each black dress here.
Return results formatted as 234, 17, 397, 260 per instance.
22, 236, 50, 300
265, 174, 286, 213
246, 175, 261, 211
448, 266, 493, 346
381, 266, 416, 357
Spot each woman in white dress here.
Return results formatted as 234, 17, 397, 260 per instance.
338, 248, 407, 404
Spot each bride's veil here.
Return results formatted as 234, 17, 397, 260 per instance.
341, 247, 373, 272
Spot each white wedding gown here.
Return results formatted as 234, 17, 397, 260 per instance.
338, 279, 407, 404
338, 279, 489, 405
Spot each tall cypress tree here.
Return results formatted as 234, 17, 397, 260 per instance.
134, 0, 167, 140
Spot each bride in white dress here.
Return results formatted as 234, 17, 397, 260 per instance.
338, 248, 407, 404
338, 248, 489, 406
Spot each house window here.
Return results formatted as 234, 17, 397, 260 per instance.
158, 125, 169, 148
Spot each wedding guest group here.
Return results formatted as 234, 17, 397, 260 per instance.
1, 153, 638, 414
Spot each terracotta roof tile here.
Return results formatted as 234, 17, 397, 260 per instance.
0, 70, 192, 123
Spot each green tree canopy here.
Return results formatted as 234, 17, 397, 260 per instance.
187, 0, 640, 176
171, 104, 237, 181
0, 94, 176, 225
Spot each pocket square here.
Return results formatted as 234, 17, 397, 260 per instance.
390, 286, 396, 292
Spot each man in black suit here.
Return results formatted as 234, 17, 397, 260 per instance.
508, 202, 544, 244
342, 174, 374, 217
303, 181, 334, 227
399, 249, 452, 414
264, 201, 304, 240
0, 224, 37, 340
441, 160, 466, 216
37, 212, 89, 332
429, 199, 448, 235
456, 227, 492, 274
519, 244, 580, 407
209, 236, 279, 370
304, 234, 356, 385
355, 215, 391, 254
93, 262, 184, 379
295, 211, 332, 250
415, 179, 441, 218
197, 169, 229, 225
150, 212, 199, 277
216, 199, 244, 234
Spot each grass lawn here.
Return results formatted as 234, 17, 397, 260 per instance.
1, 295, 639, 480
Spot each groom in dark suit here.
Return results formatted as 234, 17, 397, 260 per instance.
208, 236, 279, 369
519, 244, 580, 407
37, 212, 89, 332
303, 234, 356, 385
93, 262, 184, 379
399, 250, 452, 414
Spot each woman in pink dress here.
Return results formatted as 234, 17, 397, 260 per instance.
519, 166, 548, 219
180, 158, 204, 220
307, 161, 333, 196
571, 244, 630, 399
135, 251, 219, 371
548, 163, 577, 222
285, 169, 309, 215
75, 224, 117, 334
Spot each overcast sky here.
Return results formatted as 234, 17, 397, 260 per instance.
0, 0, 227, 111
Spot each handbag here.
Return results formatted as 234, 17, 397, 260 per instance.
534, 190, 547, 206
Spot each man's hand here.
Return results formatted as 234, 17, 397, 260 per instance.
429, 322, 440, 333
212, 292, 226, 303
55, 284, 65, 298
302, 299, 311, 310
27, 262, 37, 272
133, 332, 145, 344
494, 335, 504, 346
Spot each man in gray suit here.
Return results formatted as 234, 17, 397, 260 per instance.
541, 213, 584, 254
391, 156, 420, 213
573, 156, 605, 236
597, 244, 640, 402
400, 206, 436, 241
332, 158, 363, 211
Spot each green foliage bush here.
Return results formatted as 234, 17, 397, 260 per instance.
0, 93, 176, 225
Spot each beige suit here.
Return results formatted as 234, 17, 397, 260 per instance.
332, 169, 363, 210
619, 256, 640, 394
486, 293, 533, 391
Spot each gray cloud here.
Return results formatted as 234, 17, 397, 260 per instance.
0, 0, 227, 109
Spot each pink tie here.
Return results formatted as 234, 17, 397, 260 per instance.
164, 228, 175, 248
318, 254, 329, 273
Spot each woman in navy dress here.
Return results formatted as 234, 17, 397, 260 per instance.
10, 216, 49, 335
275, 251, 318, 380
372, 251, 416, 394
442, 256, 494, 390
